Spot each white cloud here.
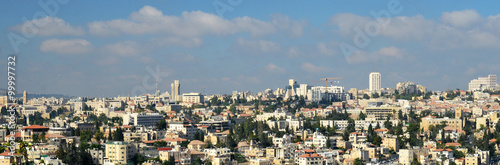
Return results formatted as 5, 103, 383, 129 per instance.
377, 47, 404, 57
40, 39, 92, 54
329, 11, 500, 50
349, 46, 408, 64
485, 14, 500, 33
329, 13, 433, 41
301, 62, 331, 73
235, 38, 281, 53
12, 16, 84, 36
139, 57, 155, 63
328, 13, 373, 36
88, 5, 303, 37
264, 63, 285, 73
270, 14, 305, 37
104, 41, 141, 57
441, 9, 483, 28
317, 42, 336, 56
169, 53, 197, 62
150, 37, 203, 47
286, 47, 301, 58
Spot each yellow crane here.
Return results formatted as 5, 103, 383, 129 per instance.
313, 77, 344, 101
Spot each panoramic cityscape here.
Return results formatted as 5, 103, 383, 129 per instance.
1, 1, 500, 165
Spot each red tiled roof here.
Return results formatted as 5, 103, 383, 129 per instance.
143, 140, 160, 144
21, 125, 49, 130
445, 142, 461, 147
157, 147, 172, 151
0, 151, 20, 156
163, 137, 187, 142
299, 153, 322, 158
303, 149, 315, 153
188, 140, 206, 145
6, 132, 21, 138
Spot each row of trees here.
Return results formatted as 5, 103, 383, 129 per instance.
55, 142, 94, 165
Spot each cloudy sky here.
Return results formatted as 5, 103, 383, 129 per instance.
1, 0, 500, 97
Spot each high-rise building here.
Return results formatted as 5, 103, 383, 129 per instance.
284, 79, 299, 100
171, 80, 180, 102
297, 84, 310, 98
23, 90, 28, 105
468, 74, 497, 91
369, 72, 381, 92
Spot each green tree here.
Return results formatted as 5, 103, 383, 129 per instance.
358, 112, 366, 120
371, 135, 383, 146
363, 94, 370, 99
354, 158, 364, 165
154, 141, 168, 147
0, 106, 7, 115
80, 130, 93, 142
155, 119, 167, 130
73, 116, 81, 122
192, 157, 203, 165
113, 128, 124, 141
384, 118, 393, 130
32, 134, 40, 143
162, 156, 176, 165
233, 153, 247, 163
40, 132, 47, 142
229, 105, 237, 113
326, 137, 331, 148
411, 157, 421, 165
132, 153, 146, 165
215, 137, 226, 148
181, 141, 190, 148
95, 130, 104, 142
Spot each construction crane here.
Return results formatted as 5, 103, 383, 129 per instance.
312, 77, 344, 101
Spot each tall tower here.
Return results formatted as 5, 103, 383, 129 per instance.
171, 80, 180, 102
23, 90, 27, 105
369, 72, 381, 92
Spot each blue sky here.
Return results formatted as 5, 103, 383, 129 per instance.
1, 0, 500, 97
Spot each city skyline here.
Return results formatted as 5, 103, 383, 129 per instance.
2, 1, 500, 97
